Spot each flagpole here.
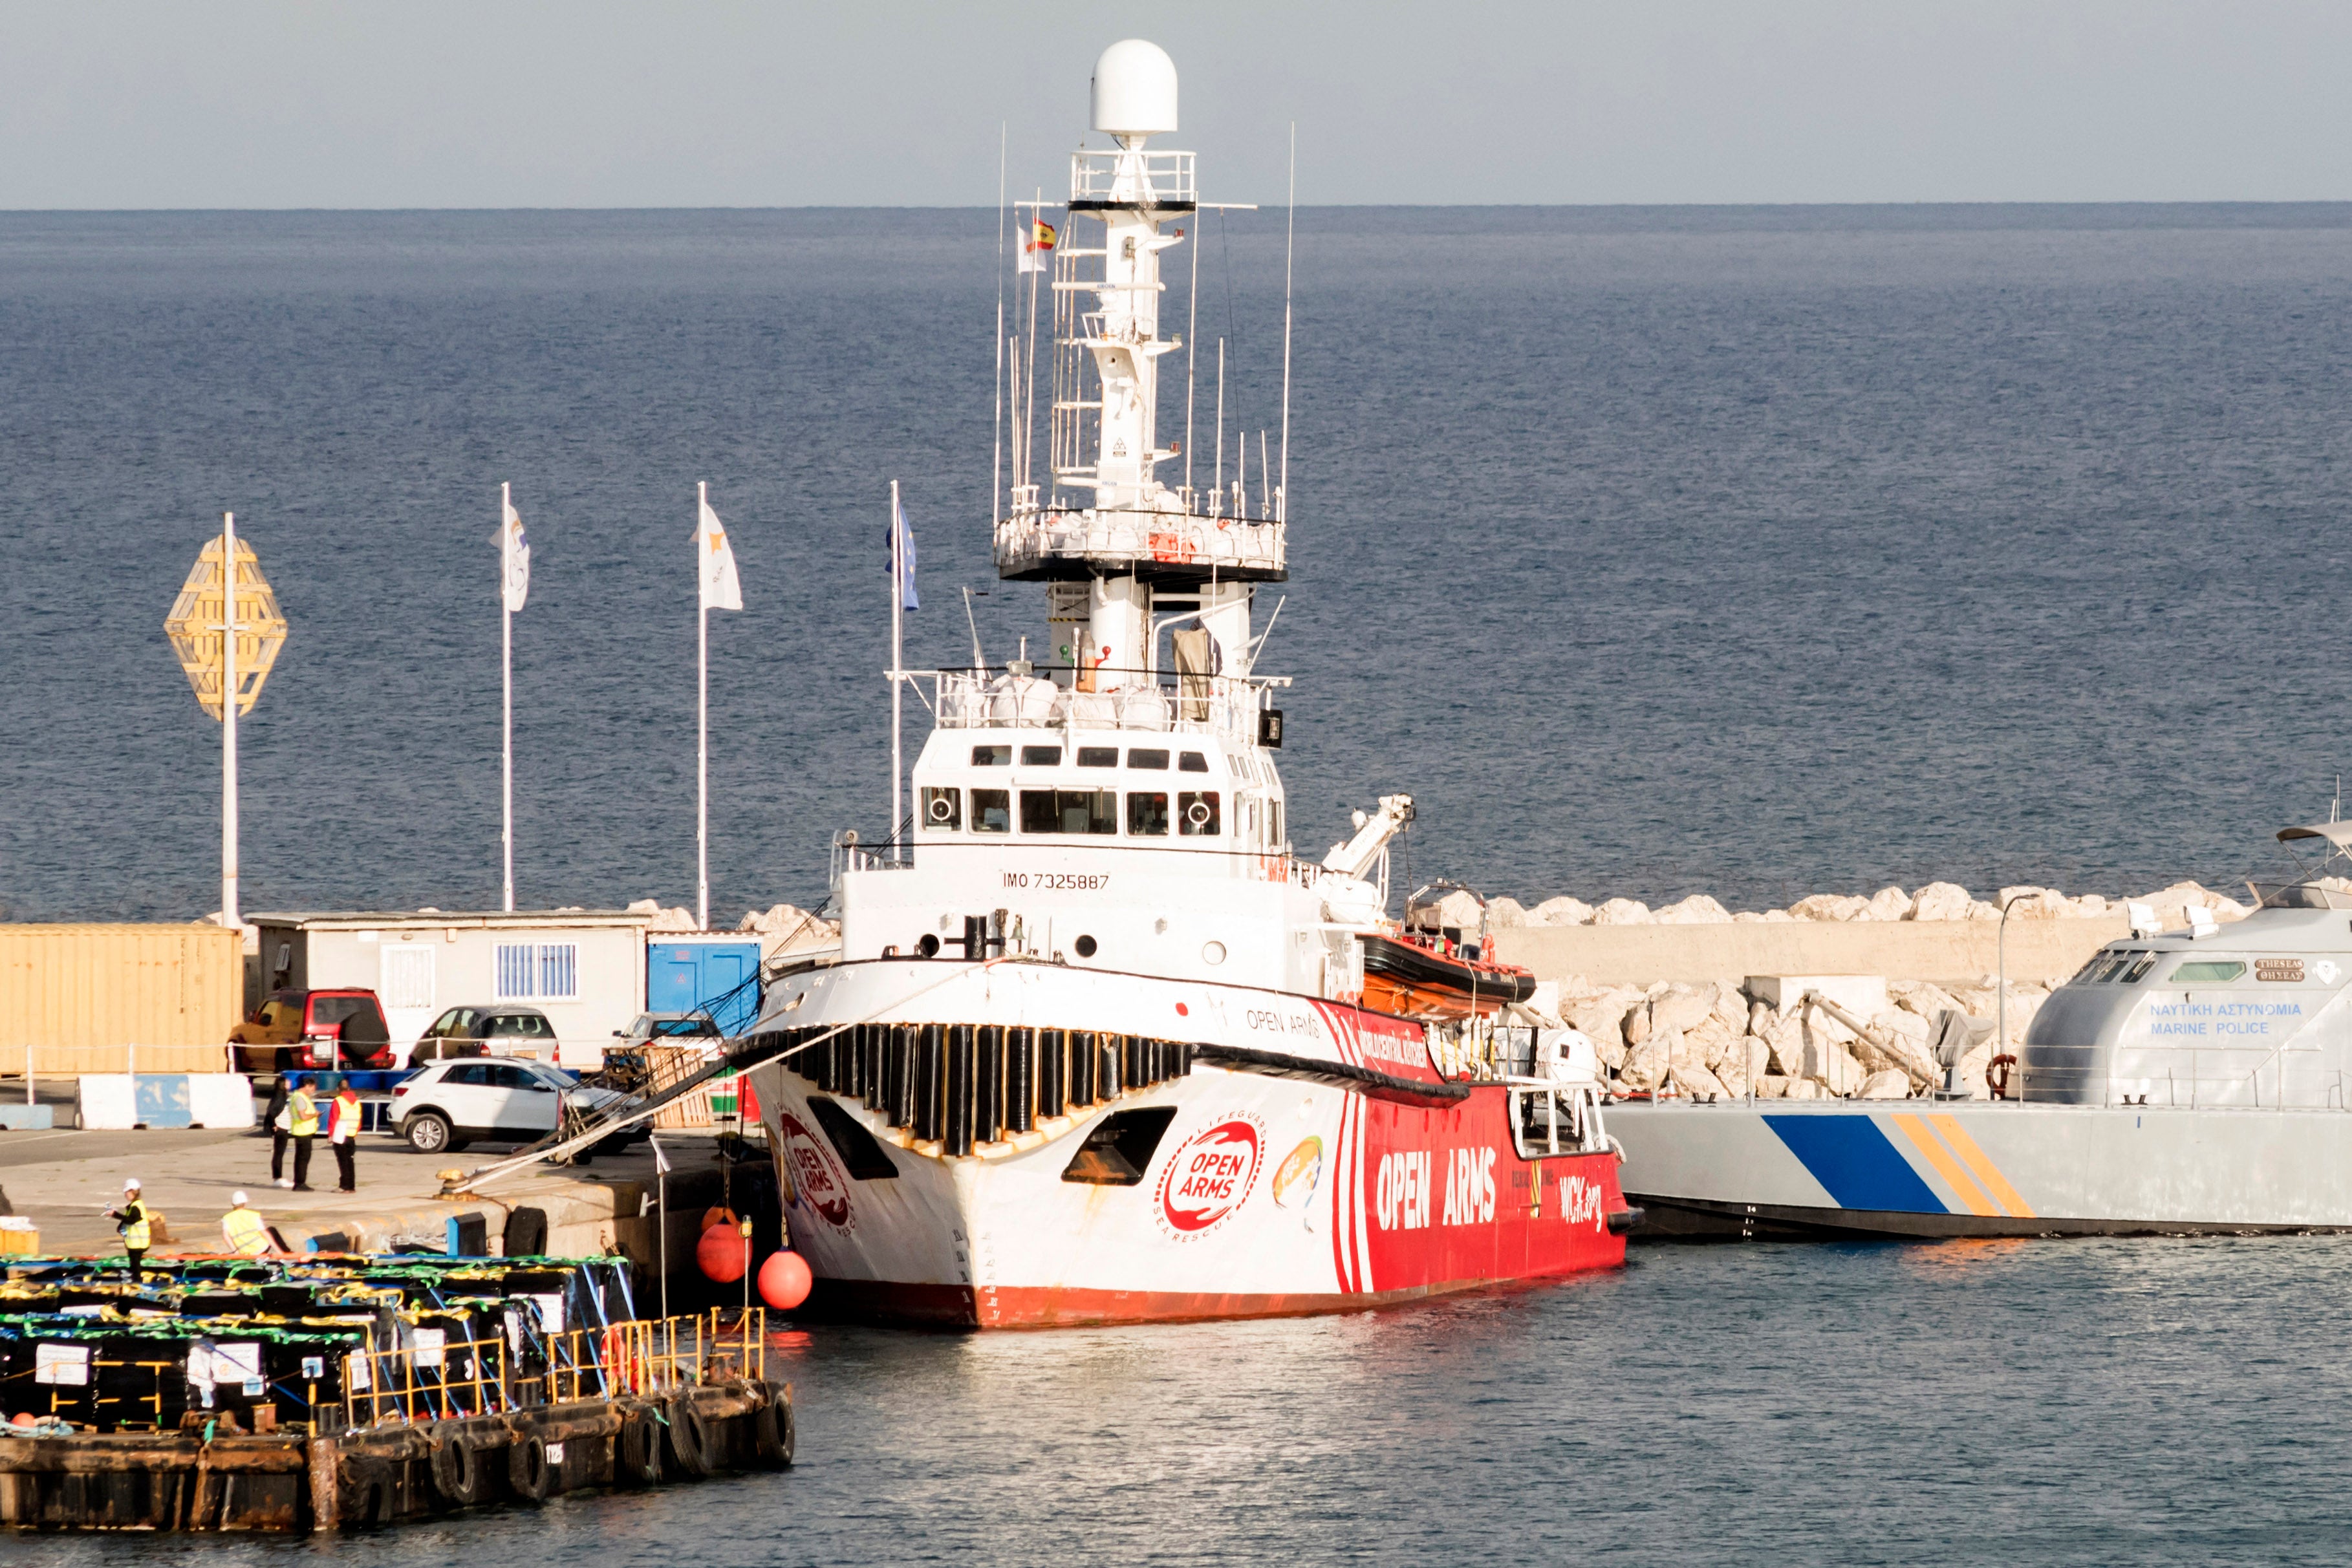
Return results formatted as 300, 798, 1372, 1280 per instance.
889, 480, 904, 863
697, 481, 711, 932
220, 510, 240, 929
501, 481, 515, 913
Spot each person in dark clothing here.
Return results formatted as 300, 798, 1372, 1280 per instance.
264, 1078, 292, 1185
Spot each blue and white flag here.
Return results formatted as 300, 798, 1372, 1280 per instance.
889, 491, 919, 612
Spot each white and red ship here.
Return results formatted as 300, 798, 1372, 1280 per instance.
745, 40, 1630, 1327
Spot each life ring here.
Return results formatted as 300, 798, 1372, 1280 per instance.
1987, 1054, 2018, 1099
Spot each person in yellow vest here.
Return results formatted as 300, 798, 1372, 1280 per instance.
281, 1080, 319, 1192
219, 1192, 272, 1257
105, 1178, 152, 1274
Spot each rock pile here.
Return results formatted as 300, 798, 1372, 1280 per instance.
1522, 973, 2055, 1102
1467, 881, 2249, 931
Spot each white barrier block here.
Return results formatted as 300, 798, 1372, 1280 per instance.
76, 1076, 138, 1131
188, 1073, 256, 1130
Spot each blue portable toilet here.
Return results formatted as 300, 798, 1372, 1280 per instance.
645, 936, 764, 1037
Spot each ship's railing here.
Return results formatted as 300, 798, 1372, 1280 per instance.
927, 665, 1276, 746
1070, 147, 1196, 207
832, 830, 916, 881
995, 506, 1285, 577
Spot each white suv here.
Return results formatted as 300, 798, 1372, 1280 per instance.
391, 1058, 641, 1157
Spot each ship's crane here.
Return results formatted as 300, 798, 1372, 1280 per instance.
1321, 793, 1415, 881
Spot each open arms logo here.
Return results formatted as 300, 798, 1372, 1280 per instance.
777, 1110, 854, 1232
1156, 1115, 1266, 1240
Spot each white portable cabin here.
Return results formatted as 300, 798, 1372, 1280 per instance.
247, 910, 657, 1069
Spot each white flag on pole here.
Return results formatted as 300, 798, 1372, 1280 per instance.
696, 494, 743, 612
498, 495, 530, 613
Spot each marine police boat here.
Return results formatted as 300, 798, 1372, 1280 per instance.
1608, 823, 2352, 1238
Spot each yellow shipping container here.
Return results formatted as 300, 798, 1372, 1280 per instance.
0, 923, 241, 1075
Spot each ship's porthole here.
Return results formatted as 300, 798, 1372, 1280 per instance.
916, 934, 940, 958
1075, 934, 1099, 958
1202, 941, 1227, 965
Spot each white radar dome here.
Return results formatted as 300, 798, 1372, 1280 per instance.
1091, 39, 1178, 140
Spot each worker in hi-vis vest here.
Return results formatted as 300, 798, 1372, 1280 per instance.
106, 1178, 152, 1274
220, 1192, 271, 1257
281, 1080, 319, 1191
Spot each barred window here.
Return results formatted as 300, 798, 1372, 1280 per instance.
495, 942, 580, 1000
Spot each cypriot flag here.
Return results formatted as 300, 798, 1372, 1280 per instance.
697, 493, 743, 613
498, 493, 530, 614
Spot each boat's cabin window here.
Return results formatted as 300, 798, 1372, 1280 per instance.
1179, 751, 1210, 773
1127, 791, 1170, 835
2170, 960, 2246, 984
1077, 746, 1119, 768
971, 789, 1012, 833
972, 745, 1011, 766
2122, 952, 2159, 983
1179, 790, 1222, 837
2089, 950, 2133, 983
1022, 789, 1117, 835
1021, 746, 1063, 766
921, 787, 962, 830
1127, 748, 1169, 769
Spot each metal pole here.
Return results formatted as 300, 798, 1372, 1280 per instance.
221, 511, 240, 929
658, 1166, 669, 1323
697, 483, 711, 932
889, 480, 904, 862
501, 482, 515, 913
1277, 122, 1295, 522
1996, 894, 2025, 1099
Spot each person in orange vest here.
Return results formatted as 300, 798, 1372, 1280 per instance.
327, 1078, 363, 1194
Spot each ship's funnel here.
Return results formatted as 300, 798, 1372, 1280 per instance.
1091, 39, 1178, 142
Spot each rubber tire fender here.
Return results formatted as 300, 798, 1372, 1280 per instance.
506, 1432, 554, 1505
614, 1409, 663, 1487
336, 1454, 396, 1529
752, 1394, 794, 1468
430, 1434, 487, 1507
662, 1395, 712, 1477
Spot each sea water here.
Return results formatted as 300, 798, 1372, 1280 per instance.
8, 206, 2352, 921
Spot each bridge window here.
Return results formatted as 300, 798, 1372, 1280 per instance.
2170, 960, 2245, 983
1127, 791, 1170, 835
1077, 747, 1119, 768
1127, 748, 1169, 769
972, 745, 1011, 766
971, 789, 1011, 833
1179, 751, 1210, 773
1179, 791, 1222, 837
1021, 746, 1063, 766
1021, 789, 1117, 835
2122, 953, 2159, 983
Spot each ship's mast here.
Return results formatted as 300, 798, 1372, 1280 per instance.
996, 39, 1285, 704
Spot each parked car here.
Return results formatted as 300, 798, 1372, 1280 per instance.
614, 1011, 722, 1048
390, 1058, 642, 1157
404, 1005, 562, 1067
229, 989, 393, 1075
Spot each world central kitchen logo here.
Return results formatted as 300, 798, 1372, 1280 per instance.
1156, 1115, 1266, 1239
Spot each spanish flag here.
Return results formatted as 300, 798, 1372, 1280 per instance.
1018, 218, 1057, 274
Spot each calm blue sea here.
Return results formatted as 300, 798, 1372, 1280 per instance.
8, 205, 2352, 923
12, 206, 2352, 1562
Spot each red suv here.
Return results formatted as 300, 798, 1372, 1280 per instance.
230, 989, 394, 1075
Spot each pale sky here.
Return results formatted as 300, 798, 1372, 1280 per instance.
2, 1, 2346, 208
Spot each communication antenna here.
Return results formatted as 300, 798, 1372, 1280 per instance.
962, 586, 987, 669
1278, 120, 1295, 518
993, 123, 1006, 517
